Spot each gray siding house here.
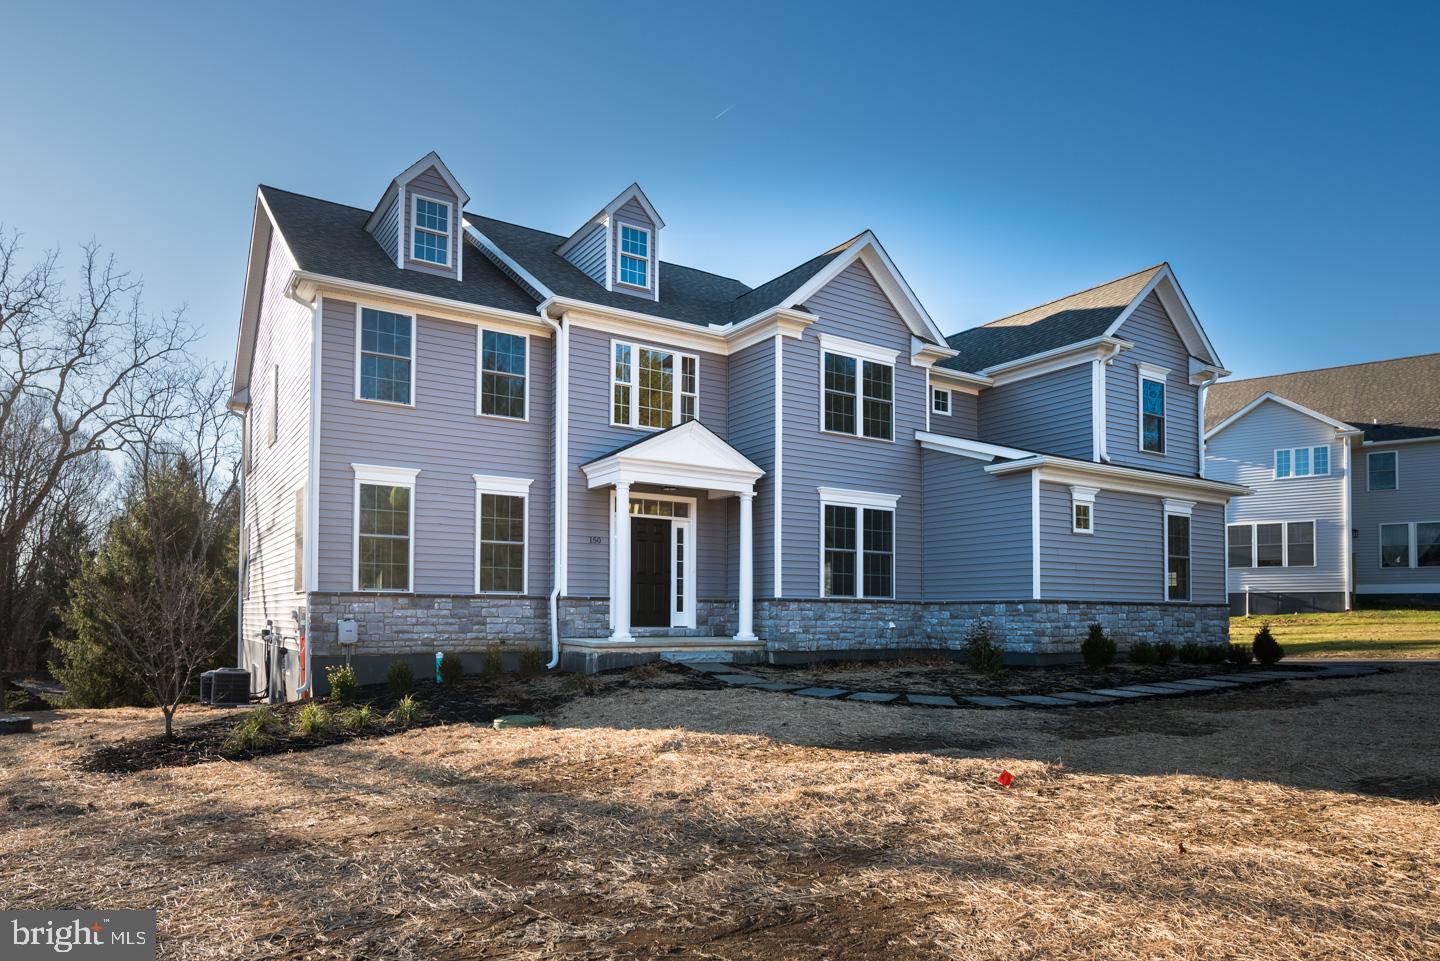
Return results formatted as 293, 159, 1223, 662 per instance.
1205, 354, 1440, 613
230, 152, 1248, 696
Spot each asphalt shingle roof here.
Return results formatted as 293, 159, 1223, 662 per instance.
940, 265, 1165, 372
1206, 353, 1440, 443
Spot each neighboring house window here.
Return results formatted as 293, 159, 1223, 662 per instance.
354, 466, 418, 592
411, 195, 450, 265
610, 340, 697, 430
820, 489, 898, 599
1139, 364, 1168, 454
1071, 486, 1097, 535
1379, 521, 1440, 568
358, 307, 414, 405
293, 487, 305, 593
1164, 500, 1192, 601
479, 330, 527, 419
1380, 523, 1410, 568
475, 475, 531, 594
618, 224, 649, 288
1420, 523, 1440, 567
268, 365, 279, 446
1226, 521, 1317, 568
931, 387, 951, 415
1274, 445, 1329, 479
822, 342, 894, 441
1367, 451, 1398, 491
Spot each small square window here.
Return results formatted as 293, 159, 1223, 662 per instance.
931, 387, 951, 415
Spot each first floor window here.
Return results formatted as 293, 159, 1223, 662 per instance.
823, 500, 895, 599
1256, 522, 1284, 567
823, 349, 892, 440
478, 492, 525, 593
1227, 525, 1251, 567
1419, 523, 1440, 567
1287, 521, 1316, 567
1368, 451, 1398, 491
1228, 520, 1318, 568
611, 341, 697, 429
358, 482, 412, 591
359, 307, 413, 404
1381, 523, 1410, 568
1379, 522, 1440, 569
480, 330, 527, 418
1141, 376, 1166, 453
1166, 513, 1190, 601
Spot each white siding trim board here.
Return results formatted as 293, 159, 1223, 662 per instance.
774, 333, 784, 598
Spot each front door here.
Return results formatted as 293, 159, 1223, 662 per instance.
631, 517, 671, 627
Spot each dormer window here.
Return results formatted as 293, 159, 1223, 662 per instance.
412, 195, 451, 266
618, 224, 650, 288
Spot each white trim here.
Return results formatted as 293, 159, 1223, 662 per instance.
354, 303, 417, 408
292, 271, 551, 332
1341, 441, 1353, 609
1273, 444, 1331, 480
1031, 473, 1041, 597
981, 336, 1130, 385
1361, 435, 1440, 447
609, 490, 697, 629
304, 296, 323, 592
926, 366, 992, 391
931, 386, 952, 416
1137, 362, 1170, 382
817, 489, 898, 600
351, 464, 420, 593
581, 420, 763, 496
819, 339, 895, 443
464, 224, 555, 299
476, 327, 531, 421
1162, 498, 1195, 517
409, 192, 454, 268
473, 476, 533, 595
1138, 367, 1166, 455
817, 333, 898, 366
773, 333, 784, 598
1204, 391, 1356, 440
614, 220, 653, 292
815, 486, 901, 510
608, 338, 699, 431
914, 431, 1036, 463
1366, 450, 1399, 492
1070, 485, 1098, 535
1225, 518, 1318, 569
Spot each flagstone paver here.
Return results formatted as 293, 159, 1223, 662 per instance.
961, 695, 1022, 708
1113, 684, 1189, 695
1167, 678, 1240, 689
1008, 694, 1076, 706
847, 692, 900, 703
906, 694, 959, 707
1088, 688, 1151, 699
1049, 692, 1117, 704
794, 687, 850, 699
714, 674, 769, 686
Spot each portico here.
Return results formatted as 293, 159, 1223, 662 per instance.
580, 421, 764, 644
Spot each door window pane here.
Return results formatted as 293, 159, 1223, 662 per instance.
1381, 524, 1410, 568
1166, 514, 1190, 600
1227, 524, 1252, 568
823, 505, 857, 597
1256, 523, 1284, 567
1287, 521, 1315, 567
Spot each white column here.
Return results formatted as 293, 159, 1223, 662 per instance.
734, 490, 757, 642
612, 481, 632, 642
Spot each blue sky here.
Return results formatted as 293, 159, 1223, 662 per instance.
1, 1, 1435, 378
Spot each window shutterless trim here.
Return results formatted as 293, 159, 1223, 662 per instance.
818, 488, 899, 599
931, 386, 951, 415
818, 338, 895, 443
351, 464, 420, 593
1274, 445, 1330, 479
1378, 520, 1440, 569
475, 327, 530, 421
1224, 518, 1318, 568
410, 192, 453, 267
615, 221, 652, 291
1366, 450, 1399, 491
474, 474, 532, 595
1138, 363, 1168, 455
1070, 485, 1097, 534
609, 338, 698, 431
354, 303, 417, 408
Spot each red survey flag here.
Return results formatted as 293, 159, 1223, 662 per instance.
996, 769, 1016, 787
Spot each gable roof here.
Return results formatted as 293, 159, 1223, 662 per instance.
555, 183, 665, 257
363, 151, 469, 233
1206, 353, 1440, 443
1204, 391, 1358, 441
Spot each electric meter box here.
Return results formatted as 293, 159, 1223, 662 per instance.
337, 617, 358, 646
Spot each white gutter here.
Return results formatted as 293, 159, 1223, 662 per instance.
1360, 435, 1439, 447
984, 453, 1251, 498
537, 298, 566, 669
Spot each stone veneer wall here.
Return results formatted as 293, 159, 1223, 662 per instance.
307, 593, 548, 656
558, 598, 738, 638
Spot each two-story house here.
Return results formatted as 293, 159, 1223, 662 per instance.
230, 152, 1247, 697
1204, 354, 1440, 614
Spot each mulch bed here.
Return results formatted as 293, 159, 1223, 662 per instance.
80, 662, 721, 775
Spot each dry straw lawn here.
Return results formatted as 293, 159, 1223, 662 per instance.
3, 664, 1439, 960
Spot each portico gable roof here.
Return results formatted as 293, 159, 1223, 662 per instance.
581, 421, 764, 495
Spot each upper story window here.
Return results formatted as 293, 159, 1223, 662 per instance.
1368, 451, 1398, 491
1275, 445, 1330, 479
411, 195, 451, 266
479, 330, 527, 420
822, 338, 894, 442
931, 387, 951, 415
1139, 363, 1168, 454
611, 340, 697, 430
618, 224, 650, 288
358, 307, 414, 406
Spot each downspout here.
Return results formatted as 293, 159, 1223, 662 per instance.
538, 299, 566, 668
1196, 370, 1217, 479
231, 409, 247, 672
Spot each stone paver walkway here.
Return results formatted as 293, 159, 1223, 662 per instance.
696, 662, 1382, 709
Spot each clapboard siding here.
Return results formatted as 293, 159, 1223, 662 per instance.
565, 325, 729, 597
241, 231, 313, 648
563, 223, 607, 287
728, 337, 777, 596
1193, 503, 1226, 603
1107, 292, 1200, 475
980, 364, 1092, 457
370, 192, 400, 263
927, 387, 980, 439
610, 197, 657, 300
783, 262, 926, 598
1353, 439, 1440, 591
1207, 399, 1349, 594
921, 450, 1031, 599
403, 165, 461, 278
317, 298, 553, 595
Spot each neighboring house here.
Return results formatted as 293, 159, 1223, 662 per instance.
230, 151, 1247, 697
1205, 354, 1440, 614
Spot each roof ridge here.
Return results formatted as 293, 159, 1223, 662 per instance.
973, 262, 1167, 331
1215, 351, 1440, 385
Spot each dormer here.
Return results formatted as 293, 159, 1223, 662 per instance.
364, 151, 470, 281
555, 183, 664, 301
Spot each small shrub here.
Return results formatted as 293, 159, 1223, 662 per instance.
517, 647, 546, 679
1129, 640, 1158, 665
439, 652, 465, 685
1227, 643, 1254, 666
1178, 641, 1204, 664
1252, 622, 1285, 666
293, 701, 330, 737
1154, 641, 1177, 665
1081, 623, 1116, 669
1204, 644, 1230, 664
963, 620, 1004, 673
386, 695, 419, 728
565, 671, 597, 695
337, 703, 377, 733
225, 707, 283, 752
5, 690, 32, 712
326, 664, 359, 705
386, 661, 415, 697
479, 647, 503, 681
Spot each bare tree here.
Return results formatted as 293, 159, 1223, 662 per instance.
0, 229, 191, 669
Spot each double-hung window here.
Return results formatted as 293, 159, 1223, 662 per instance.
820, 489, 898, 599
1367, 451, 1398, 491
1274, 445, 1330, 479
358, 307, 414, 405
354, 466, 418, 592
1226, 520, 1316, 568
475, 475, 530, 594
611, 341, 697, 429
1380, 522, 1440, 569
1164, 500, 1192, 601
618, 224, 650, 288
821, 337, 895, 441
1071, 486, 1097, 534
479, 330, 527, 419
411, 195, 451, 266
1139, 364, 1168, 454
931, 387, 951, 415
